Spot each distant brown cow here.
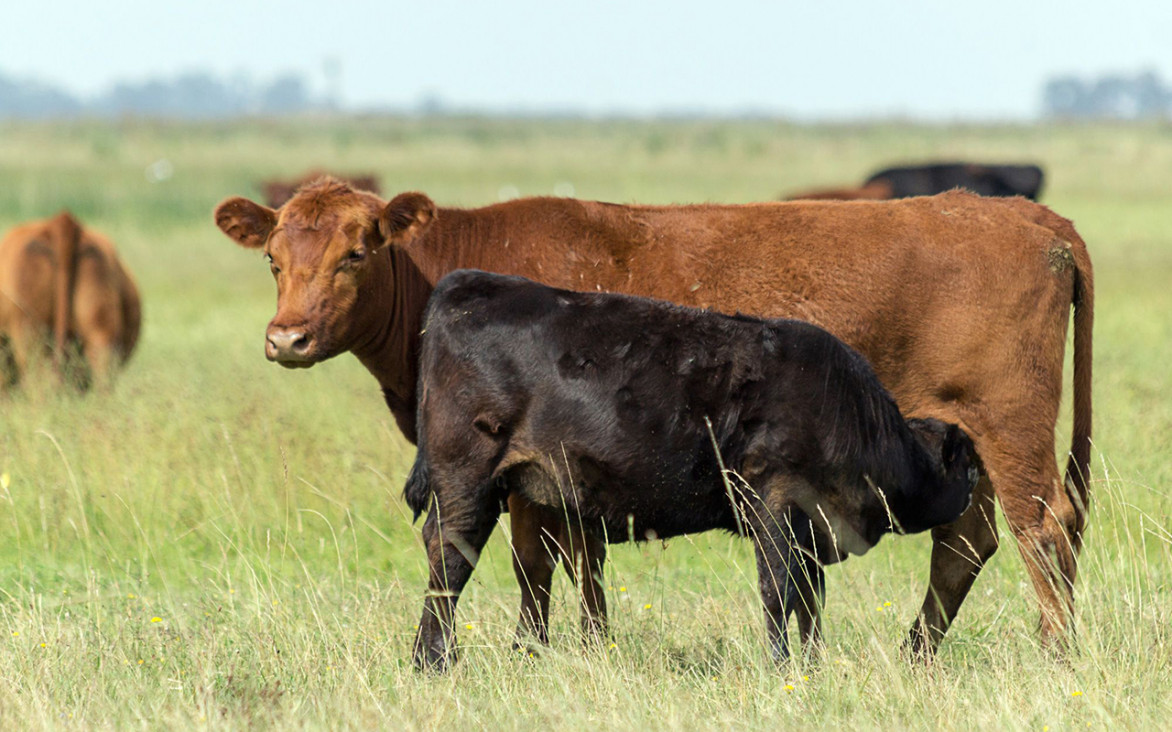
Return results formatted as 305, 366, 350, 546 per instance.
784, 180, 894, 201
788, 163, 1045, 202
214, 179, 1093, 658
261, 170, 381, 208
0, 211, 141, 390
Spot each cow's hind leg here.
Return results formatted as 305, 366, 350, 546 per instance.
414, 484, 502, 673
555, 519, 608, 643
990, 442, 1081, 649
508, 493, 559, 649
907, 475, 999, 658
909, 436, 1080, 657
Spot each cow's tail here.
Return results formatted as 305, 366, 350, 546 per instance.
403, 438, 433, 522
1065, 233, 1094, 546
49, 211, 81, 371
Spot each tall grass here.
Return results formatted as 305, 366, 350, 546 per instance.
1, 117, 1170, 729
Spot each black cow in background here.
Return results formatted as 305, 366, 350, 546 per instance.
404, 270, 980, 672
866, 162, 1045, 200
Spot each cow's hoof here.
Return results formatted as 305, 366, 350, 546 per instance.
511, 638, 543, 659
413, 640, 457, 674
901, 628, 937, 666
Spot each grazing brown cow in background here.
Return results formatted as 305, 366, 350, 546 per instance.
787, 162, 1045, 202
784, 180, 894, 201
261, 170, 381, 208
0, 211, 141, 390
406, 270, 980, 671
214, 179, 1093, 659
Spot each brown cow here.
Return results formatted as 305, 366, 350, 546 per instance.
213, 179, 1093, 658
261, 170, 381, 209
784, 180, 894, 201
0, 211, 141, 390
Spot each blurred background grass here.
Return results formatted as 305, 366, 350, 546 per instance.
1, 117, 1170, 729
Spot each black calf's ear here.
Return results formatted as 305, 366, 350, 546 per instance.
378, 192, 437, 248
214, 197, 277, 249
943, 423, 975, 465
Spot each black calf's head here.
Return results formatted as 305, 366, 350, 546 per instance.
900, 418, 980, 533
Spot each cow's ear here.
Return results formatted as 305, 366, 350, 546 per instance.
214, 197, 277, 249
942, 423, 973, 465
378, 192, 437, 248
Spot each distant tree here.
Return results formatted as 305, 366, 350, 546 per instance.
1043, 69, 1171, 119
1043, 76, 1089, 118
258, 74, 311, 114
1, 66, 324, 119
0, 71, 82, 118
1132, 70, 1170, 117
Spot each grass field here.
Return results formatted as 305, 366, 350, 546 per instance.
1, 117, 1171, 729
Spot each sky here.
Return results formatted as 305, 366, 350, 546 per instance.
3, 0, 1171, 119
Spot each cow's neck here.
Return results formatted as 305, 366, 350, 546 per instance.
345, 206, 531, 443
349, 243, 435, 443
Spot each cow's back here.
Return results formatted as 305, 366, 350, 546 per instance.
409, 191, 1077, 424
602, 193, 1075, 410
73, 228, 141, 361
0, 221, 58, 334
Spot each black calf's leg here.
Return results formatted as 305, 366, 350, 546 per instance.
414, 494, 502, 673
793, 552, 826, 653
556, 519, 609, 643
748, 503, 805, 665
509, 494, 560, 648
780, 509, 825, 654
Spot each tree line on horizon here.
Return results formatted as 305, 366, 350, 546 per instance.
1042, 69, 1172, 120
0, 69, 324, 119
3, 67, 1172, 120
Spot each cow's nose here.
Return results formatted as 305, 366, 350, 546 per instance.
266, 327, 314, 361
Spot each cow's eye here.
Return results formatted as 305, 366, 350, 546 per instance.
264, 252, 280, 274
347, 249, 365, 262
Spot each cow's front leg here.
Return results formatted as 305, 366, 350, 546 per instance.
748, 502, 803, 665
414, 492, 501, 673
792, 553, 825, 654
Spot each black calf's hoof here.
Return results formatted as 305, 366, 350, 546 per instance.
511, 639, 543, 659
901, 630, 937, 665
413, 641, 458, 674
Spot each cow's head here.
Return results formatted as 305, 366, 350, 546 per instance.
897, 418, 980, 533
213, 178, 436, 367
781, 418, 979, 563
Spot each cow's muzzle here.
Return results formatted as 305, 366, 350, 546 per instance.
266, 326, 317, 367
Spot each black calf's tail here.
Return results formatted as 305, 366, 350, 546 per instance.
403, 451, 433, 521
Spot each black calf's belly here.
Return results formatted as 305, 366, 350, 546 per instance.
507, 460, 741, 542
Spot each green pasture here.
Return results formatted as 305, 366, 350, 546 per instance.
1, 117, 1170, 729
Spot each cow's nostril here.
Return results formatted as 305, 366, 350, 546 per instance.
292, 334, 311, 353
